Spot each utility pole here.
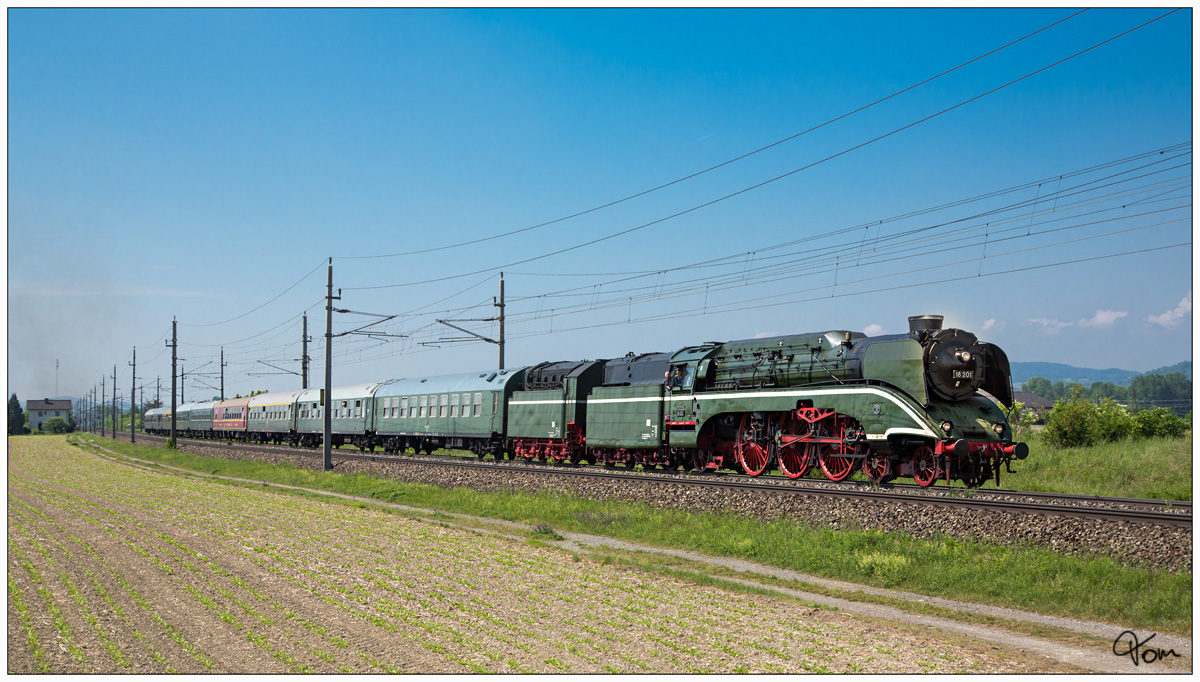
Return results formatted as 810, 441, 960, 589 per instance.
167, 317, 177, 443
100, 376, 106, 437
180, 364, 185, 404
112, 365, 117, 437
129, 348, 137, 443
220, 347, 227, 400
302, 313, 311, 389
323, 258, 336, 472
497, 272, 505, 370
156, 376, 161, 406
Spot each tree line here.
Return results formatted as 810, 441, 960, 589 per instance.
1022, 372, 1191, 417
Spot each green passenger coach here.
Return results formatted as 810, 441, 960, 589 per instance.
374, 368, 527, 457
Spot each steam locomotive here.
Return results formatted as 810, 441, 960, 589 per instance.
146, 314, 1027, 487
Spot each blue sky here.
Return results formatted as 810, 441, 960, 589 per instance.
7, 8, 1193, 404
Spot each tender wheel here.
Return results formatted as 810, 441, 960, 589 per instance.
692, 448, 716, 473
862, 454, 892, 484
735, 413, 771, 477
911, 445, 939, 487
775, 412, 815, 479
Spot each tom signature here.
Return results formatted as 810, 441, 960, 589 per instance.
1112, 630, 1181, 666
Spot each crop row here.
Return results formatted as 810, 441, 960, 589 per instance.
8, 436, 997, 673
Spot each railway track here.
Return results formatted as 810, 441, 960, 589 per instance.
111, 431, 1191, 528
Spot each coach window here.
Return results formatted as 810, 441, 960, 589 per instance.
473, 393, 483, 418
400, 397, 408, 418
439, 394, 448, 417
449, 393, 459, 417
419, 395, 427, 418
493, 393, 499, 414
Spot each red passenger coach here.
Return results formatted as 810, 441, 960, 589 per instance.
213, 396, 251, 437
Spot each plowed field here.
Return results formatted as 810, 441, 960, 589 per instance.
8, 436, 1075, 673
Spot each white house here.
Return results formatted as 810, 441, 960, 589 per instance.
26, 399, 72, 431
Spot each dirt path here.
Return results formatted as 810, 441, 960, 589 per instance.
5, 436, 1159, 673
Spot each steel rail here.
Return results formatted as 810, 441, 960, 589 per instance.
119, 431, 1191, 528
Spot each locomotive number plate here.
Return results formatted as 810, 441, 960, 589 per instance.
953, 370, 974, 379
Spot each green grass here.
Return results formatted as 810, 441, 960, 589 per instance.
71, 433, 1191, 636
981, 434, 1192, 500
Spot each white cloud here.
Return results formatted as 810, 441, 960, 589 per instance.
980, 318, 996, 331
1147, 291, 1192, 328
753, 331, 781, 339
1078, 309, 1127, 328
1029, 318, 1072, 334
863, 323, 884, 336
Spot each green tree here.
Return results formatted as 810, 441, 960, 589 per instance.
1130, 372, 1191, 416
8, 394, 24, 435
1022, 376, 1052, 398
1088, 381, 1129, 403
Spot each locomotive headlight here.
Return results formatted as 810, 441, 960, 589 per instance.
955, 349, 973, 363
993, 422, 1006, 436
940, 420, 953, 434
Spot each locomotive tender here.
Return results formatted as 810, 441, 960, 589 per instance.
145, 315, 1027, 487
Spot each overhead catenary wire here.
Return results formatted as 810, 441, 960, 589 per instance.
341, 9, 1181, 292
322, 158, 1190, 365
179, 259, 327, 329
316, 156, 1190, 367
489, 152, 1191, 317
504, 151, 1191, 303
334, 9, 1090, 261
324, 242, 1190, 369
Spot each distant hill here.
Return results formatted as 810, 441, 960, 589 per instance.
1145, 361, 1192, 380
1011, 361, 1191, 389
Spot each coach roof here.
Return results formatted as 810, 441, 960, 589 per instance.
376, 368, 527, 398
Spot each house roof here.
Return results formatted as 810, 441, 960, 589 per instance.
26, 399, 72, 411
1013, 391, 1055, 408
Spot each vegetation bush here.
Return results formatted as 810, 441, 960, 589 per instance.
1043, 398, 1101, 447
1043, 395, 1189, 448
39, 417, 72, 434
1001, 401, 1036, 440
1131, 407, 1190, 439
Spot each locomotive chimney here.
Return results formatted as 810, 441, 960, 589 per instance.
908, 315, 944, 333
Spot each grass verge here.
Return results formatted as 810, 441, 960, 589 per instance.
71, 433, 1192, 637
982, 434, 1192, 500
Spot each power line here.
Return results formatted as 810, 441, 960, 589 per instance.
179, 259, 327, 329
342, 10, 1181, 292
334, 9, 1090, 261
507, 159, 1190, 305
